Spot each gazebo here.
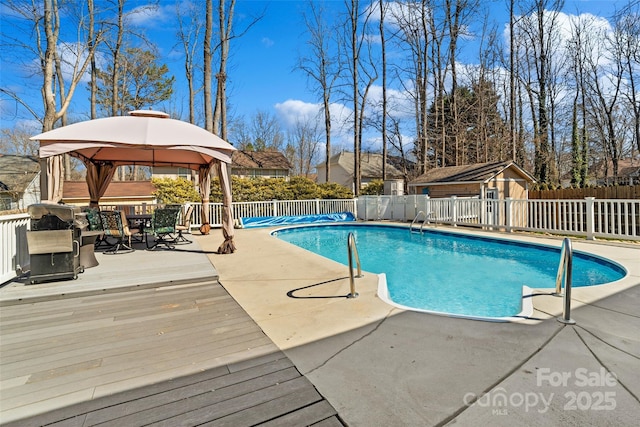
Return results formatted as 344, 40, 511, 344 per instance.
30, 110, 237, 254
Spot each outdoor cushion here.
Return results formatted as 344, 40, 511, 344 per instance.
83, 207, 103, 231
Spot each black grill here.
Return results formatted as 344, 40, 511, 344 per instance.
27, 204, 84, 284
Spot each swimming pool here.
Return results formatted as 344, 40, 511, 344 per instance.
272, 224, 627, 321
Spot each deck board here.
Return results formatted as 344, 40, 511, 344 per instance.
1, 277, 343, 426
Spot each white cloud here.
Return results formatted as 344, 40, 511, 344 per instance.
366, 84, 415, 120
275, 99, 348, 126
274, 99, 355, 141
261, 37, 274, 48
56, 42, 93, 84
125, 4, 171, 28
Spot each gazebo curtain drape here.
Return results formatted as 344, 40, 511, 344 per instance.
197, 160, 235, 253
41, 156, 64, 203
214, 161, 235, 254
86, 161, 117, 208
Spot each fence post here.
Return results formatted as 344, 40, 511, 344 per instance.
505, 197, 513, 232
585, 197, 595, 240
273, 199, 278, 217
451, 196, 458, 227
315, 199, 320, 214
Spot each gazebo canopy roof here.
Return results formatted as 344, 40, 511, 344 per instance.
31, 110, 236, 169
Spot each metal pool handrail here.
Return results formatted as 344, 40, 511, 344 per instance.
347, 232, 362, 298
411, 211, 427, 234
555, 237, 576, 325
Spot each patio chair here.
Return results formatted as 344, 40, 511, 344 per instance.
144, 206, 181, 250
175, 204, 194, 244
83, 206, 108, 248
100, 210, 139, 254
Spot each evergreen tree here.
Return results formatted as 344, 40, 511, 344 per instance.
427, 79, 508, 166
95, 47, 174, 116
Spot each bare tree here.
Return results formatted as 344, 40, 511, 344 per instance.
378, 0, 389, 180
37, 0, 101, 198
285, 117, 322, 177
212, 0, 235, 139
204, 0, 214, 133
227, 116, 253, 149
344, 0, 368, 194
390, 1, 433, 173
509, 0, 517, 162
585, 15, 627, 182
249, 110, 285, 151
175, 1, 203, 125
474, 15, 510, 162
567, 13, 592, 186
298, 0, 341, 183
515, 0, 564, 183
445, 0, 479, 166
211, 1, 263, 139
616, 0, 640, 155
0, 126, 40, 156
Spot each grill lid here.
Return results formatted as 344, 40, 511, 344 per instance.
28, 203, 81, 221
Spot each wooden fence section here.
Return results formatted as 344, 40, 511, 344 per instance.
530, 185, 640, 200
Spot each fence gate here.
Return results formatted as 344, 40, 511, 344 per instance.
485, 189, 498, 225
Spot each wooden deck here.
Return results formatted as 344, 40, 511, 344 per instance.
0, 277, 343, 426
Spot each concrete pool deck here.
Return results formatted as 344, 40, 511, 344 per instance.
199, 224, 640, 426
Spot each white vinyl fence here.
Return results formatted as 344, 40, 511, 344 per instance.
2, 196, 638, 284
357, 195, 640, 241
1, 213, 30, 284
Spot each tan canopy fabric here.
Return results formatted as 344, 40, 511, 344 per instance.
198, 163, 212, 235
33, 111, 233, 168
214, 161, 236, 254
30, 111, 237, 252
41, 156, 64, 203
86, 161, 117, 208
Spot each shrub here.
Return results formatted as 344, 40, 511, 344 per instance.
151, 177, 201, 204
210, 176, 353, 202
360, 179, 384, 195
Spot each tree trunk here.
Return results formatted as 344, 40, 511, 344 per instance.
379, 0, 387, 181
204, 0, 213, 133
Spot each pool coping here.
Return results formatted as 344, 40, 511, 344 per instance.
198, 222, 640, 426
198, 223, 640, 426
270, 221, 633, 324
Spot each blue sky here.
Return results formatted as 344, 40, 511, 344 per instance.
0, 0, 628, 151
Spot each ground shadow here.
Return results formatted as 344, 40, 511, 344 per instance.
287, 277, 353, 299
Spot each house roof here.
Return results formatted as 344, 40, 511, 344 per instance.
609, 158, 640, 178
317, 151, 411, 179
63, 181, 156, 199
0, 154, 40, 193
232, 150, 292, 170
409, 161, 536, 185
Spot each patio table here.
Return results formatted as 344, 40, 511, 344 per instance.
127, 214, 152, 243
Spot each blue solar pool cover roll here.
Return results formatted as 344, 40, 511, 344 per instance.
240, 212, 356, 228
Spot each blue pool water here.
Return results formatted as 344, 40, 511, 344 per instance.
273, 224, 626, 319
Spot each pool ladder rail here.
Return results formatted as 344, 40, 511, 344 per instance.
555, 237, 576, 325
410, 211, 433, 234
347, 232, 362, 298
